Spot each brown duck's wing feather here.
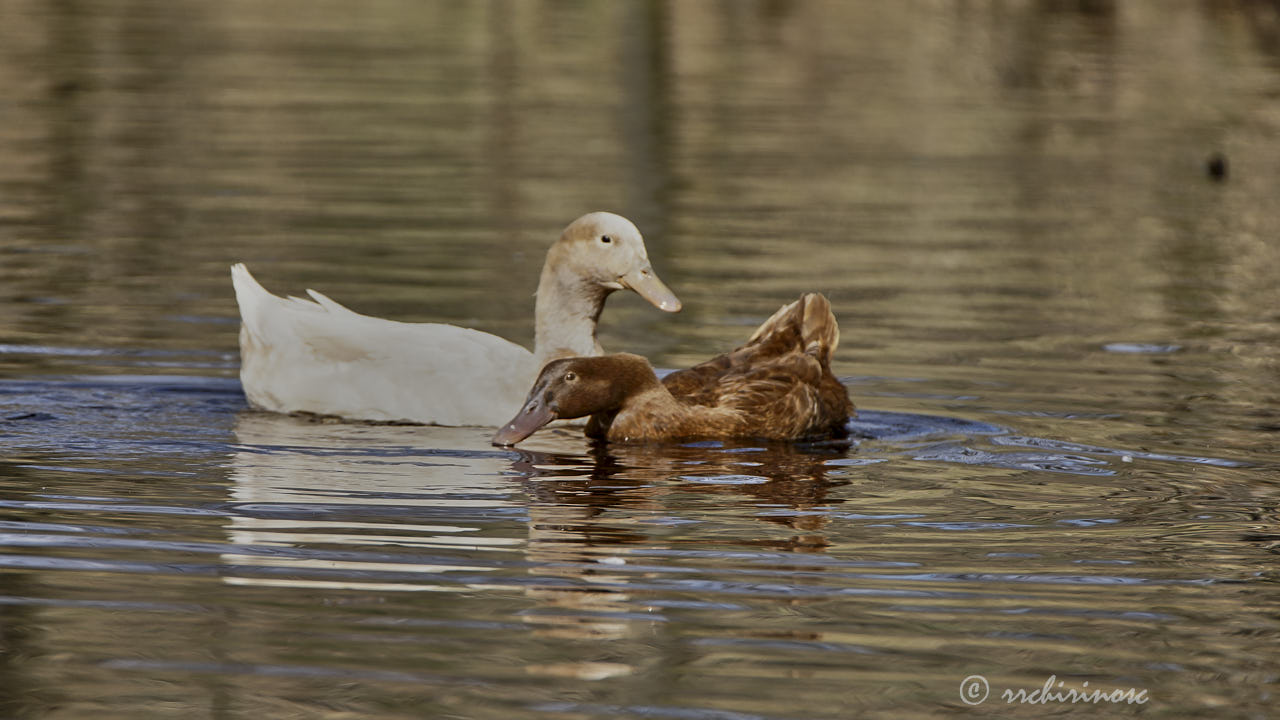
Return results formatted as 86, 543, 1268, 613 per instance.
746, 293, 840, 361
664, 293, 842, 404
718, 354, 853, 438
657, 292, 853, 440
661, 354, 732, 406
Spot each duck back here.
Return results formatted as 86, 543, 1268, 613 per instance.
232, 264, 535, 426
632, 293, 853, 441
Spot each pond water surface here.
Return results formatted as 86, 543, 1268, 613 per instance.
2, 2, 1279, 718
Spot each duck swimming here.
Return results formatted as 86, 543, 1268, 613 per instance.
233, 212, 681, 427
492, 293, 853, 445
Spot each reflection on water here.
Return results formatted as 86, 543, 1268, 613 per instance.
225, 415, 520, 593
0, 374, 1277, 715
2, 0, 1280, 717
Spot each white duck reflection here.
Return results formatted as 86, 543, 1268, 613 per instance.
223, 412, 524, 592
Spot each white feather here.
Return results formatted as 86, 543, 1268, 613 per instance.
232, 263, 534, 426
229, 212, 680, 427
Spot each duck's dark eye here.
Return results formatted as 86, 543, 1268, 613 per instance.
599, 235, 612, 244
564, 371, 577, 382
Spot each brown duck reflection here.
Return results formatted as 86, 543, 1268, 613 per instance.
505, 438, 854, 643
511, 437, 855, 554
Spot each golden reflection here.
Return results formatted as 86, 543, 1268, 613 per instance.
503, 437, 853, 639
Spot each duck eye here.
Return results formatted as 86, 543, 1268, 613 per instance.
564, 371, 577, 382
599, 235, 612, 244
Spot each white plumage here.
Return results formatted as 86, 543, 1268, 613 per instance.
232, 212, 681, 426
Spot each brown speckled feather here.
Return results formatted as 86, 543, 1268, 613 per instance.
608, 293, 854, 441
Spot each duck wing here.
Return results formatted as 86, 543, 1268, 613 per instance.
664, 293, 838, 401
662, 293, 853, 439
232, 264, 535, 426
746, 292, 839, 362
719, 340, 853, 439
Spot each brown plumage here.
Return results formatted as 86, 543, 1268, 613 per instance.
492, 293, 854, 445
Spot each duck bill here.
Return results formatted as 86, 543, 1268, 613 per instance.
492, 397, 558, 446
620, 266, 682, 313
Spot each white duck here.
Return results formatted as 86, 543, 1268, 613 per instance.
232, 212, 681, 426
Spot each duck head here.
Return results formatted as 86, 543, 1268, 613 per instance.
492, 353, 659, 446
549, 212, 681, 313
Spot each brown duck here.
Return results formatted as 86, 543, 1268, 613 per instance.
492, 293, 854, 445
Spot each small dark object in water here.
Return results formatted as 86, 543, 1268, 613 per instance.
3, 412, 56, 422
1207, 153, 1228, 181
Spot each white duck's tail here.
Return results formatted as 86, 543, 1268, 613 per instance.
230, 263, 268, 342
232, 263, 338, 341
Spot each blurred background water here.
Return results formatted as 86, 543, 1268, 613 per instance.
1, 1, 1279, 718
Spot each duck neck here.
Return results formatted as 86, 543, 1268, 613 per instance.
533, 259, 611, 368
587, 374, 677, 440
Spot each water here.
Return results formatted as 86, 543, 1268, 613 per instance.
2, 1, 1280, 717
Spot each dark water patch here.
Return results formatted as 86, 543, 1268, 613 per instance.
0, 376, 244, 462
0, 344, 238, 371
990, 434, 1250, 468
0, 499, 228, 517
1058, 518, 1123, 528
1, 411, 57, 422
13, 464, 124, 475
0, 595, 202, 613
889, 604, 1179, 622
0, 554, 225, 576
0, 519, 153, 535
846, 410, 1005, 440
904, 442, 1117, 475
